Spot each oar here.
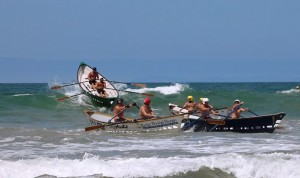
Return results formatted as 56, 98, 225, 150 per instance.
51, 81, 87, 90
57, 86, 153, 102
85, 103, 139, 131
86, 86, 154, 97
106, 87, 154, 97
108, 81, 146, 88
247, 109, 259, 116
85, 125, 105, 131
57, 92, 85, 101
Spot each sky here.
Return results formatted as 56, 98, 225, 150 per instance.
0, 0, 299, 83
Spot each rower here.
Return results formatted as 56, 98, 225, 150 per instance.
231, 99, 248, 119
93, 78, 107, 97
182, 96, 197, 113
139, 98, 156, 120
113, 98, 132, 122
87, 67, 99, 87
198, 98, 218, 119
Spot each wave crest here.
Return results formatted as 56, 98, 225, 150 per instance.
126, 83, 187, 95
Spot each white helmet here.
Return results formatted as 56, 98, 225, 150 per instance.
202, 98, 209, 104
234, 99, 240, 103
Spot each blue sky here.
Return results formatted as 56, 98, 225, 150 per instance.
0, 0, 299, 83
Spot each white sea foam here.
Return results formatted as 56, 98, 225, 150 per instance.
113, 83, 128, 90
12, 94, 33, 97
1, 153, 299, 178
126, 83, 187, 95
278, 89, 300, 94
0, 137, 15, 143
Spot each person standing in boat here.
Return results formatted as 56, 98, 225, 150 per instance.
113, 98, 132, 122
182, 96, 197, 113
93, 78, 107, 97
231, 99, 248, 119
197, 98, 218, 119
139, 98, 156, 120
87, 67, 99, 87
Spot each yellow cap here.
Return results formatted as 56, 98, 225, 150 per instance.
199, 97, 203, 101
187, 96, 193, 100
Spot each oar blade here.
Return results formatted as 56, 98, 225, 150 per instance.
207, 120, 225, 125
51, 85, 63, 90
141, 93, 155, 97
132, 83, 147, 88
85, 125, 105, 131
57, 96, 70, 101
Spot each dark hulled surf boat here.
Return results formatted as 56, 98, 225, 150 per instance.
169, 103, 286, 133
77, 62, 119, 107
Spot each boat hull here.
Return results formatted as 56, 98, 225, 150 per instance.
169, 103, 285, 133
84, 110, 184, 133
77, 62, 119, 107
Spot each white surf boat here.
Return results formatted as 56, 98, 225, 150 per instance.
77, 62, 119, 107
84, 110, 184, 133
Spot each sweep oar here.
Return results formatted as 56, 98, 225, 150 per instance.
106, 87, 154, 97
117, 89, 154, 97
51, 81, 87, 90
108, 81, 147, 88
56, 86, 154, 102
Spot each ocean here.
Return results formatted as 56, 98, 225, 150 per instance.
0, 82, 300, 178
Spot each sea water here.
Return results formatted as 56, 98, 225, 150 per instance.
0, 82, 300, 178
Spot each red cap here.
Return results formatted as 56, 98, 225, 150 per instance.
144, 98, 151, 105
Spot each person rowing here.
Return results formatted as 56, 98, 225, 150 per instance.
113, 98, 136, 122
197, 98, 218, 119
87, 67, 99, 87
139, 98, 156, 120
231, 99, 248, 119
182, 96, 197, 113
93, 78, 107, 97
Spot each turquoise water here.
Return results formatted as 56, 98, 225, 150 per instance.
1, 82, 299, 127
0, 82, 300, 178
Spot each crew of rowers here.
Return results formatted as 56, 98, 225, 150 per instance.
87, 67, 108, 98
113, 97, 156, 122
182, 96, 248, 119
113, 95, 248, 123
